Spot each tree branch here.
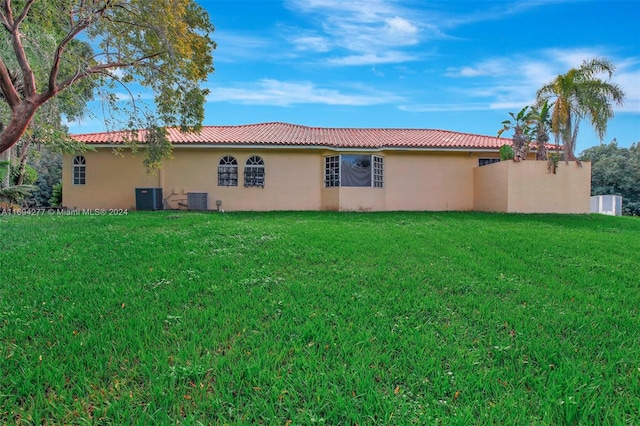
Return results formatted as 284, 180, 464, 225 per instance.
3, 0, 37, 98
2, 0, 13, 23
47, 1, 117, 97
12, 0, 36, 27
85, 52, 164, 74
47, 21, 92, 97
40, 51, 163, 105
0, 1, 11, 31
0, 60, 19, 107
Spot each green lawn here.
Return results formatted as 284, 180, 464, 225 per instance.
1, 211, 639, 424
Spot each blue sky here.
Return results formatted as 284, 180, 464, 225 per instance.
69, 0, 640, 154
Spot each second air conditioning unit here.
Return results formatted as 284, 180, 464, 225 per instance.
187, 192, 208, 211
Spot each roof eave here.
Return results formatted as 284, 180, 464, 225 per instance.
81, 143, 502, 152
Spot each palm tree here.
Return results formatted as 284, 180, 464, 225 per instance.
529, 100, 552, 161
536, 57, 625, 161
498, 106, 531, 162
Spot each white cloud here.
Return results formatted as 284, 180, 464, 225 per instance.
543, 48, 607, 70
208, 79, 404, 106
615, 69, 640, 114
385, 16, 419, 40
445, 58, 553, 81
520, 61, 557, 87
287, 0, 397, 19
327, 52, 418, 66
534, 50, 639, 114
291, 35, 332, 52
214, 33, 275, 63
437, 48, 638, 115
446, 67, 487, 78
283, 0, 547, 67
284, 0, 424, 65
445, 59, 509, 78
398, 103, 491, 113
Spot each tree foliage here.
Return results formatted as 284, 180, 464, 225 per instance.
29, 146, 62, 207
537, 57, 625, 161
0, 0, 216, 168
497, 106, 531, 162
0, 159, 36, 204
497, 101, 555, 163
528, 100, 552, 161
580, 141, 640, 215
49, 181, 62, 207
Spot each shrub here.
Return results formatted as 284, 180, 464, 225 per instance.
49, 182, 62, 207
499, 144, 514, 161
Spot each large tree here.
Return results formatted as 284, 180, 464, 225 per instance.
580, 140, 640, 215
536, 57, 625, 161
0, 0, 215, 164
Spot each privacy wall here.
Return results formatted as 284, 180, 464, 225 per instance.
473, 160, 591, 214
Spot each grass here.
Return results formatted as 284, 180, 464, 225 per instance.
1, 211, 639, 424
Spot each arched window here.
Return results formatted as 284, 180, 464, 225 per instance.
218, 156, 238, 186
244, 156, 265, 187
73, 155, 86, 185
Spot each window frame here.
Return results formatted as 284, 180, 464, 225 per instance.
218, 155, 238, 187
324, 154, 384, 188
373, 155, 384, 188
72, 155, 86, 185
478, 158, 500, 167
244, 155, 265, 187
324, 155, 340, 188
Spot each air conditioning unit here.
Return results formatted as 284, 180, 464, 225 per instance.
135, 188, 163, 211
187, 192, 208, 211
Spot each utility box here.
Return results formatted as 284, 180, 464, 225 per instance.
187, 192, 208, 211
590, 195, 622, 216
135, 188, 163, 211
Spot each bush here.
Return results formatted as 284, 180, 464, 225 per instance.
499, 144, 514, 161
49, 182, 62, 207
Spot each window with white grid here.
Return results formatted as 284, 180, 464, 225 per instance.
244, 156, 265, 187
218, 156, 238, 186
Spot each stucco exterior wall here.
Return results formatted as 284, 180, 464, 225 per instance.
385, 152, 477, 211
63, 148, 324, 211
63, 148, 588, 214
62, 150, 159, 210
334, 187, 386, 212
473, 160, 591, 214
321, 187, 340, 211
473, 161, 508, 212
162, 149, 323, 211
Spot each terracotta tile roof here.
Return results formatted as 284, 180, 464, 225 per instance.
71, 122, 510, 150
